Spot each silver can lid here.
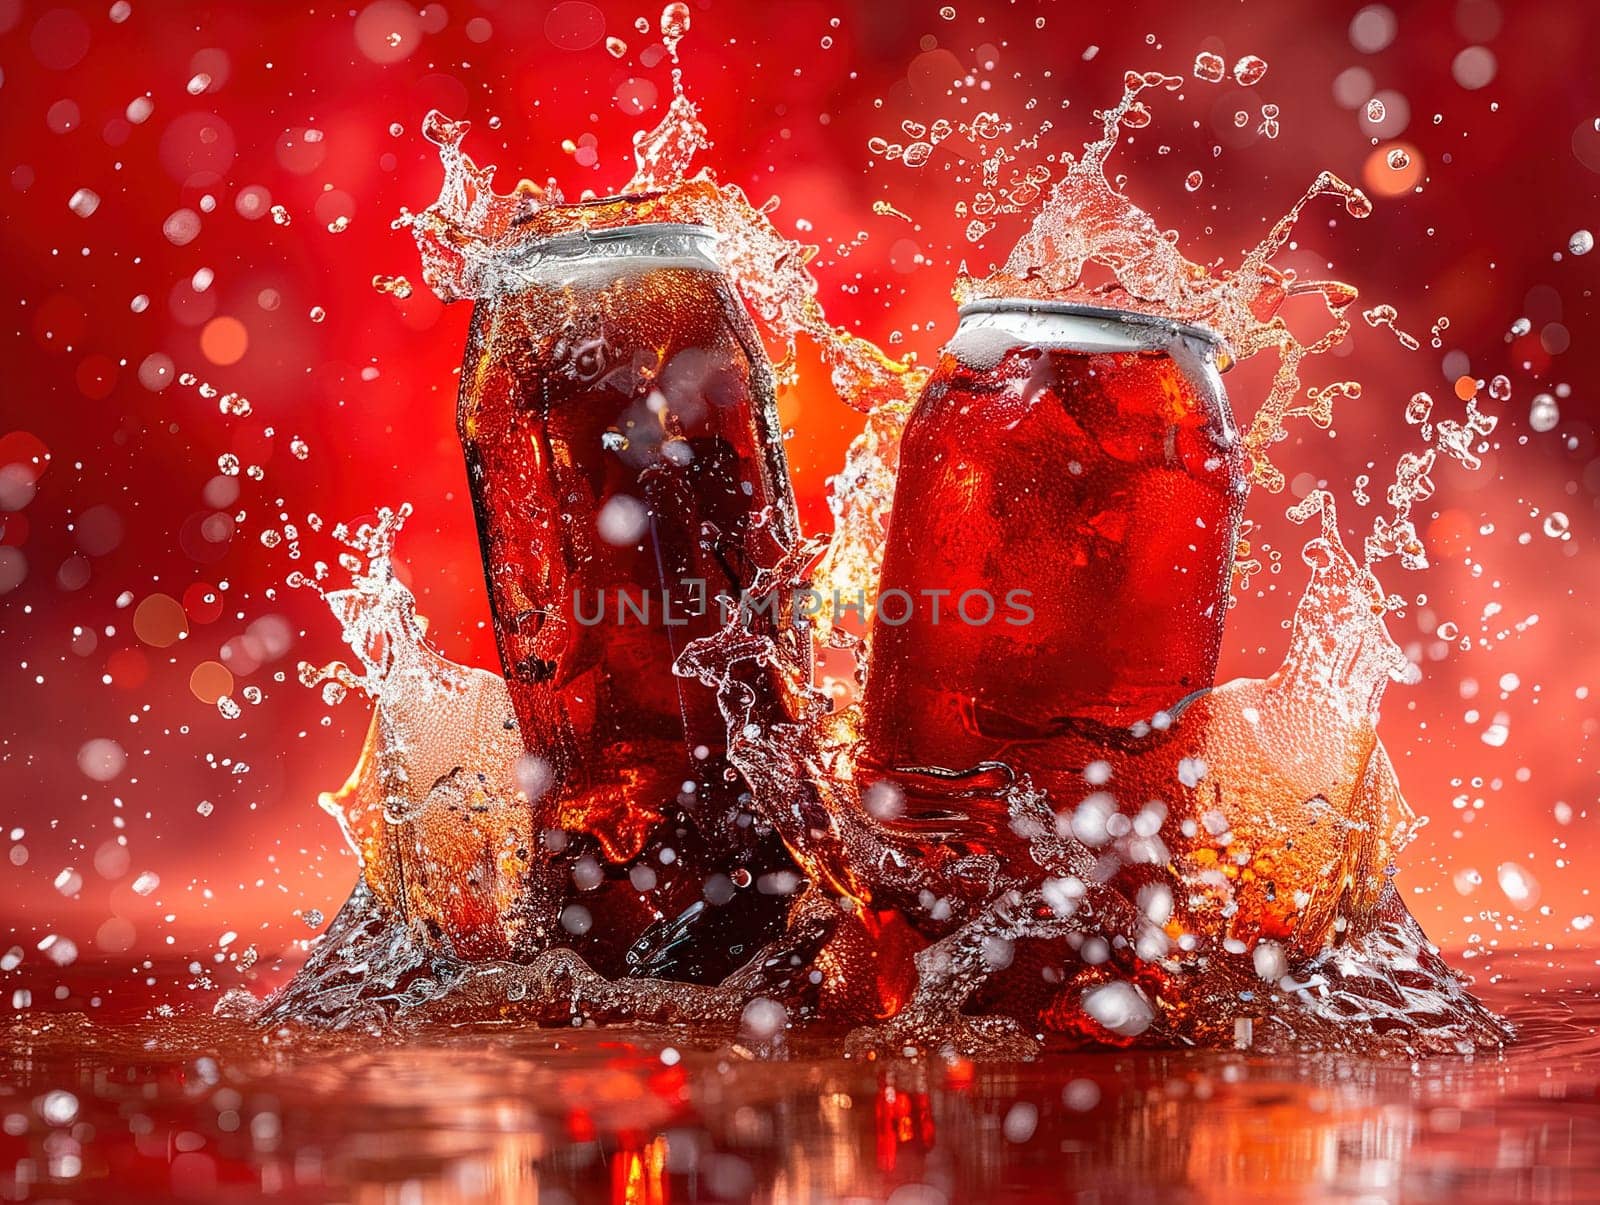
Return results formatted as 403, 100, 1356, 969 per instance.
957, 298, 1226, 352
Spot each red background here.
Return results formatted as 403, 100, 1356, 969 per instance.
1, 0, 1595, 1001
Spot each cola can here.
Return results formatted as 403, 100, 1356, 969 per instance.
458, 212, 805, 981
860, 300, 1246, 777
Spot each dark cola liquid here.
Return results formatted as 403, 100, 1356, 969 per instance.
459, 224, 804, 981
861, 305, 1246, 790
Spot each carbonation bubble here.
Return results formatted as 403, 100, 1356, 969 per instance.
1366, 98, 1386, 121
1386, 147, 1410, 169
1543, 512, 1570, 538
1185, 170, 1203, 191
1569, 229, 1594, 256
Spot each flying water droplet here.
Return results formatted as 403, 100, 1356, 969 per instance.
1192, 51, 1225, 83
1528, 392, 1559, 432
68, 188, 100, 219
1232, 55, 1268, 86
372, 274, 414, 299
660, 2, 691, 58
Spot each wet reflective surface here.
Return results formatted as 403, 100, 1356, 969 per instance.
0, 951, 1595, 1202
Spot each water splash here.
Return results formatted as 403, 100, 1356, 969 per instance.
263, 510, 826, 1029
266, 38, 1510, 1057
397, 39, 925, 620
266, 487, 1508, 1055
286, 506, 551, 966
676, 497, 1509, 1056
947, 70, 1372, 503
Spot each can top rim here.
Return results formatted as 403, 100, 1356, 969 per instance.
548, 221, 719, 242
563, 219, 720, 238
956, 299, 1226, 349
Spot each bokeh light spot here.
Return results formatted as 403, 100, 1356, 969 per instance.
1452, 45, 1497, 89
546, 1, 605, 51
1348, 4, 1397, 53
133, 592, 189, 647
355, 0, 422, 63
189, 660, 233, 704
183, 581, 225, 624
75, 504, 123, 556
200, 316, 249, 365
76, 737, 126, 782
1362, 142, 1422, 195
30, 8, 90, 70
106, 647, 149, 690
